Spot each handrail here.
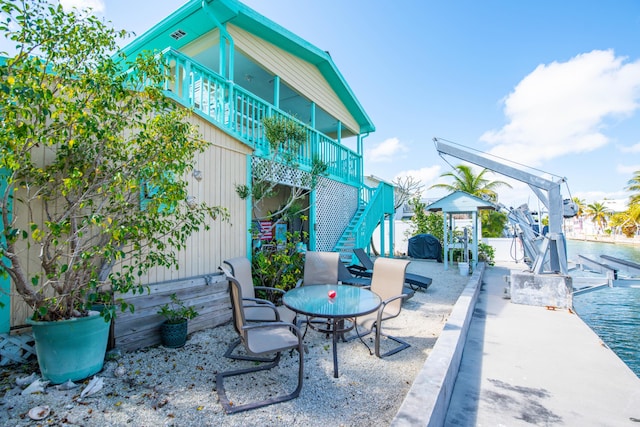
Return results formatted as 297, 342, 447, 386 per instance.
352, 182, 395, 248
160, 48, 361, 186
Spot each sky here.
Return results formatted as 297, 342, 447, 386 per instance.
15, 0, 640, 210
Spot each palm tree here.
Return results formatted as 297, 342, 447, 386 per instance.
429, 164, 512, 201
585, 202, 610, 234
626, 170, 640, 207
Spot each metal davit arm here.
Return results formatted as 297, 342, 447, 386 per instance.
433, 138, 569, 275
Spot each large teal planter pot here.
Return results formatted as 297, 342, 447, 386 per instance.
27, 312, 111, 384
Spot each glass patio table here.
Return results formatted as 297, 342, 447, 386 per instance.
283, 284, 381, 378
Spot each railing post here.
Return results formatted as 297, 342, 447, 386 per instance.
183, 60, 192, 107
309, 189, 317, 251
379, 214, 386, 256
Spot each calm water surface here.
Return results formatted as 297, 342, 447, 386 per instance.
567, 240, 640, 377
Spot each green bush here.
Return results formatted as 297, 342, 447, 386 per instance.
478, 242, 495, 265
252, 231, 306, 294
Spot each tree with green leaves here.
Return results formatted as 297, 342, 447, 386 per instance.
585, 202, 610, 235
0, 0, 226, 321
626, 170, 640, 207
407, 197, 444, 242
429, 164, 510, 237
429, 164, 512, 202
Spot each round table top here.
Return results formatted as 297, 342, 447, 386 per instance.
283, 284, 381, 318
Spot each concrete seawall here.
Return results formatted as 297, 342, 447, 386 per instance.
391, 263, 486, 426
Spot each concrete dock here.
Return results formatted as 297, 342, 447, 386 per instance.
393, 261, 640, 426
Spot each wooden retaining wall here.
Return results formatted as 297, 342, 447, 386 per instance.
114, 272, 231, 352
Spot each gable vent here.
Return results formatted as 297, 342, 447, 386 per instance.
170, 29, 187, 40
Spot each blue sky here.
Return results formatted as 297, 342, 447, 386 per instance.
41, 1, 640, 208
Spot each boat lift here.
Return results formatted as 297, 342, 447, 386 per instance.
434, 138, 577, 275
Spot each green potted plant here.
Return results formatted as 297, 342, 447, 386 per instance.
0, 1, 225, 383
157, 293, 199, 348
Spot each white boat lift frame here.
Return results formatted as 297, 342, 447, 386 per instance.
434, 138, 569, 275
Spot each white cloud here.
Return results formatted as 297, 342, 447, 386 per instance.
620, 142, 640, 153
59, 0, 105, 13
365, 137, 408, 163
616, 164, 640, 175
481, 50, 640, 165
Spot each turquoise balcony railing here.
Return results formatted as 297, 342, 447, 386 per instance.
161, 48, 362, 186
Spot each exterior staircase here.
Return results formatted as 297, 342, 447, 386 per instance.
334, 181, 396, 263
334, 205, 366, 263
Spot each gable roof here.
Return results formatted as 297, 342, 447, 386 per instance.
426, 191, 496, 213
118, 0, 374, 134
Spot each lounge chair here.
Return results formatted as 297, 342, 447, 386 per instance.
349, 248, 432, 291
352, 257, 411, 358
216, 269, 304, 414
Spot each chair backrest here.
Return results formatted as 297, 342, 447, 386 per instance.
337, 261, 355, 282
224, 271, 247, 339
353, 248, 375, 270
224, 257, 255, 299
370, 257, 410, 317
303, 251, 340, 285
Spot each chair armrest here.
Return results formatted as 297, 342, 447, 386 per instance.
379, 294, 408, 308
295, 278, 302, 288
254, 286, 286, 295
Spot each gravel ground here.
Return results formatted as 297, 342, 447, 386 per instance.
0, 259, 469, 426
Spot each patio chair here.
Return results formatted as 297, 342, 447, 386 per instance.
216, 270, 304, 414
338, 261, 415, 300
349, 248, 432, 292
296, 251, 340, 287
352, 257, 411, 358
221, 257, 295, 361
295, 251, 340, 336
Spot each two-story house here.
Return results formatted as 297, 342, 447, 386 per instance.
1, 0, 396, 353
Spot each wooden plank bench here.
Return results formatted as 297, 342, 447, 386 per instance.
114, 273, 230, 352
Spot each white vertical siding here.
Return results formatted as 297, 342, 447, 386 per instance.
8, 112, 251, 328
144, 112, 251, 284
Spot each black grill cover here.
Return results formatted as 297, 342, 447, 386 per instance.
407, 234, 443, 262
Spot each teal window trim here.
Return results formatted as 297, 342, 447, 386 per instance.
139, 172, 177, 213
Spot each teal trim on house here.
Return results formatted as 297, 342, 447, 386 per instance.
245, 154, 253, 258
117, 0, 393, 258
309, 189, 317, 250
0, 168, 11, 333
118, 0, 374, 134
160, 48, 363, 186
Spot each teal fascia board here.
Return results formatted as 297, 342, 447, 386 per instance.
117, 0, 374, 134
118, 1, 236, 61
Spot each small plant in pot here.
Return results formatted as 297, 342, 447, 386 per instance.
157, 294, 199, 348
0, 1, 225, 383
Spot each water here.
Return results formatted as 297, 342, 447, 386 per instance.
566, 239, 640, 377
